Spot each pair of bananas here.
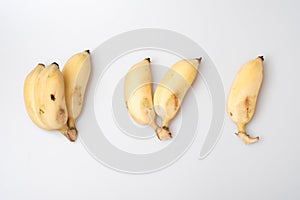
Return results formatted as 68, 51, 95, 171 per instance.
124, 58, 201, 140
23, 50, 91, 142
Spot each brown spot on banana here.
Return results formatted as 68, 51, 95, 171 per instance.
39, 108, 45, 114
57, 108, 67, 124
50, 94, 56, 101
74, 86, 83, 106
172, 94, 178, 110
245, 96, 249, 107
167, 93, 179, 112
142, 97, 150, 108
245, 96, 250, 117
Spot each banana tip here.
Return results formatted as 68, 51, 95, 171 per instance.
52, 62, 59, 68
85, 49, 90, 54
258, 56, 264, 61
38, 63, 45, 67
196, 57, 202, 62
145, 58, 151, 62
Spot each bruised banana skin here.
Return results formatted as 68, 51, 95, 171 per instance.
62, 50, 91, 139
154, 58, 201, 135
34, 63, 77, 141
124, 58, 171, 140
227, 56, 264, 144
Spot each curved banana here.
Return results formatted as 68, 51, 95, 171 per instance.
35, 63, 78, 141
124, 58, 171, 140
24, 64, 51, 130
35, 63, 68, 129
24, 63, 77, 141
62, 50, 91, 137
227, 56, 264, 144
154, 58, 201, 135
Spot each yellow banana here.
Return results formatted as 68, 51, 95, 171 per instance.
24, 63, 77, 141
35, 63, 77, 141
227, 56, 264, 144
124, 58, 171, 140
24, 64, 51, 130
35, 63, 68, 129
62, 50, 91, 137
154, 58, 201, 135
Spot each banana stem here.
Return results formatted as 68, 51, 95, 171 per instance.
59, 122, 78, 142
67, 118, 77, 131
162, 119, 170, 128
149, 122, 172, 140
67, 118, 78, 141
236, 123, 259, 144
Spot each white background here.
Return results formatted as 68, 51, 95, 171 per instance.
1, 0, 299, 199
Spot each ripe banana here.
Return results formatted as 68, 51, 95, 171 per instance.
154, 58, 201, 135
124, 58, 171, 140
24, 63, 51, 130
227, 56, 264, 144
62, 50, 91, 137
35, 63, 77, 141
24, 63, 76, 141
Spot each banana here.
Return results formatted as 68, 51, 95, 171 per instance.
124, 58, 171, 140
35, 63, 77, 141
24, 62, 77, 141
62, 50, 91, 138
24, 64, 51, 130
153, 58, 201, 135
35, 63, 68, 129
227, 56, 264, 144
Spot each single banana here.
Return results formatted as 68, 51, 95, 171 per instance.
227, 56, 264, 144
154, 58, 201, 135
24, 64, 51, 130
62, 50, 91, 137
124, 58, 171, 140
34, 63, 77, 141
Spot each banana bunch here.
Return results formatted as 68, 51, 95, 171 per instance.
227, 56, 264, 144
23, 50, 91, 142
124, 58, 201, 140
